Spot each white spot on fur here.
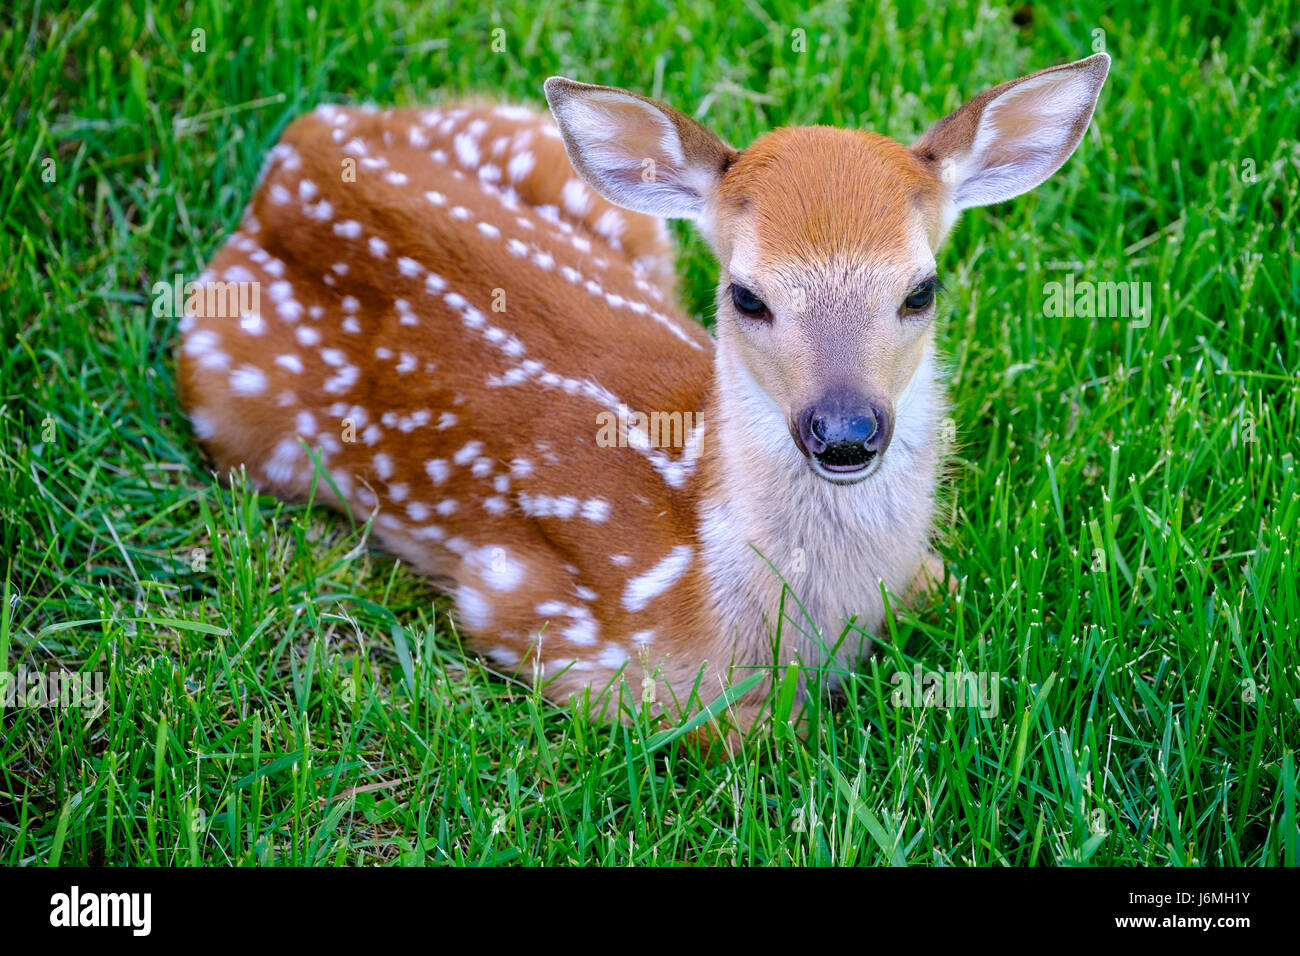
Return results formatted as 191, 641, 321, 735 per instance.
624, 546, 692, 612
230, 365, 267, 395
597, 644, 629, 669
323, 364, 360, 394
453, 441, 483, 466
471, 546, 524, 591
184, 330, 220, 357
507, 150, 535, 182
456, 586, 491, 629
190, 409, 216, 439
454, 133, 480, 168
265, 438, 301, 484
562, 179, 592, 216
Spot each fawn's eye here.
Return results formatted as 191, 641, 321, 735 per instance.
903, 278, 942, 313
730, 283, 770, 319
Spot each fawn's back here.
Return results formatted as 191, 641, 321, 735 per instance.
180, 102, 722, 711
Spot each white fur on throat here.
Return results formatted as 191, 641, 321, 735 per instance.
697, 345, 944, 680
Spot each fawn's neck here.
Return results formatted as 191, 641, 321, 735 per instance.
693, 341, 945, 669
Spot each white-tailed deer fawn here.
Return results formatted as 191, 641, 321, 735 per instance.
179, 54, 1109, 739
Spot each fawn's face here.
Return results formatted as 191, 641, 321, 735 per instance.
546, 54, 1110, 483
706, 128, 946, 481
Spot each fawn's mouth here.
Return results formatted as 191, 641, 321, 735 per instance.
807, 454, 881, 485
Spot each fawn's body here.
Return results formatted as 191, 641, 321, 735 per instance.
180, 56, 1109, 734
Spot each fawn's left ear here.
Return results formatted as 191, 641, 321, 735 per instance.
911, 53, 1111, 210
544, 77, 737, 222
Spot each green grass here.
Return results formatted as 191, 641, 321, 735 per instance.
1, 0, 1297, 866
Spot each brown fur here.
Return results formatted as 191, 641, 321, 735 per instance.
717, 127, 942, 262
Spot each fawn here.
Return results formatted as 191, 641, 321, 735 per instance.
179, 54, 1110, 738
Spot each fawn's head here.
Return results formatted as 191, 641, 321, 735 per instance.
546, 55, 1109, 483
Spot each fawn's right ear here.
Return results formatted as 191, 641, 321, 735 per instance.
544, 77, 736, 222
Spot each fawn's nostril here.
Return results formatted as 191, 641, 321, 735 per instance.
839, 412, 876, 444
810, 416, 829, 444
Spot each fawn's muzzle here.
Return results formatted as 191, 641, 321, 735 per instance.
794, 392, 893, 480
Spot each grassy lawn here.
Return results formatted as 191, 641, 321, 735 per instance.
1, 0, 1297, 866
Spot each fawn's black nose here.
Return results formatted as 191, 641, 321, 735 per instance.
795, 393, 893, 476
